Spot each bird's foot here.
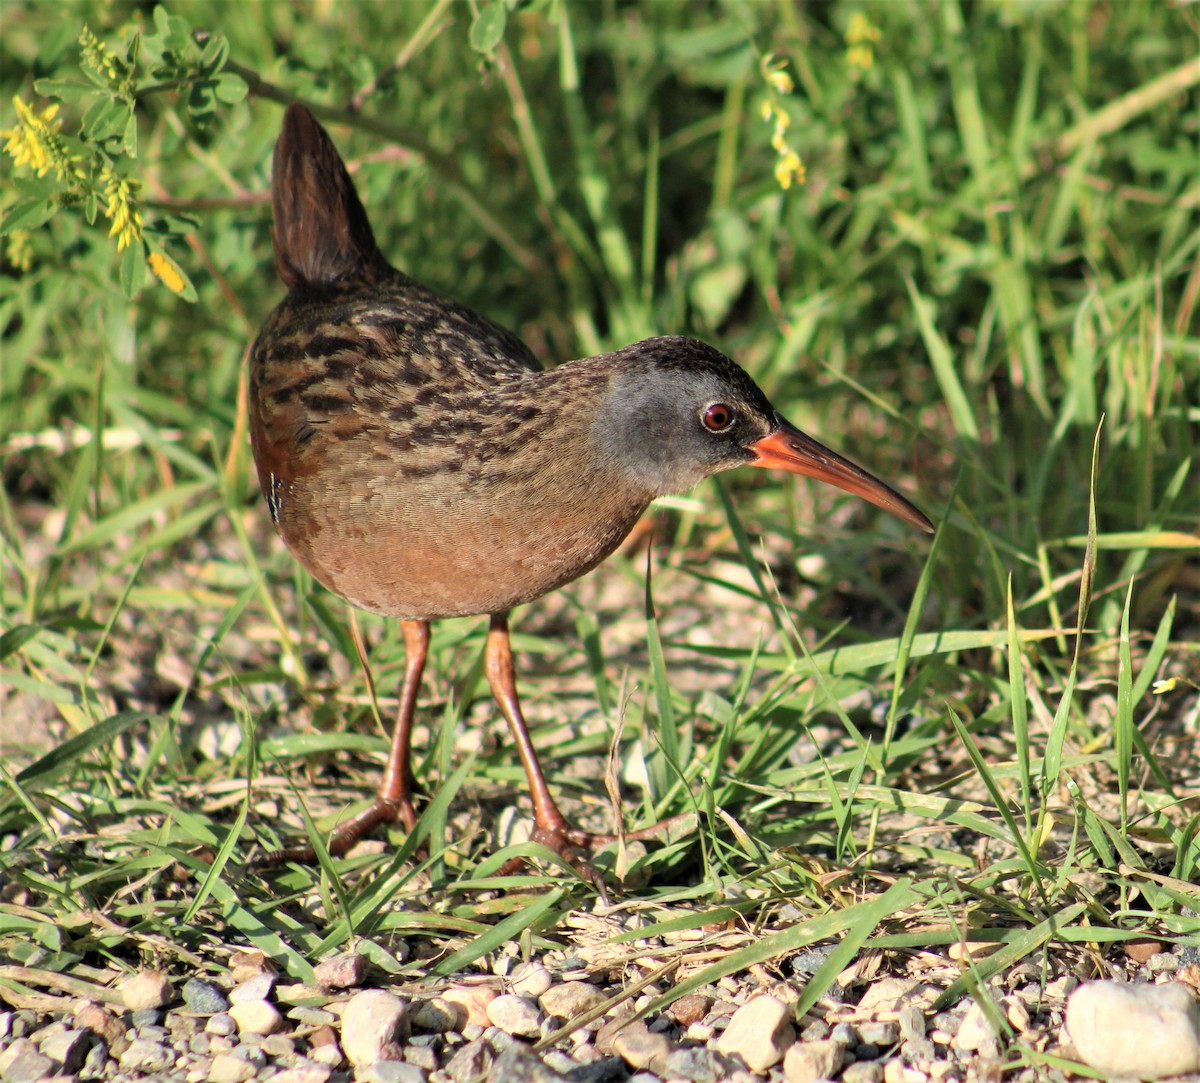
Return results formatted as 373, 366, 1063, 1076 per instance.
255, 796, 417, 867
495, 810, 698, 897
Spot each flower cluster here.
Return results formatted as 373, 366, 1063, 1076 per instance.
102, 168, 144, 252
759, 56, 806, 191
845, 12, 882, 73
78, 25, 136, 97
1, 97, 81, 183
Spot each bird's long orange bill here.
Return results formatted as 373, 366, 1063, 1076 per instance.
749, 419, 934, 533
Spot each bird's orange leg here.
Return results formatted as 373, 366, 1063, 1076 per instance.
263, 619, 428, 863
485, 613, 692, 886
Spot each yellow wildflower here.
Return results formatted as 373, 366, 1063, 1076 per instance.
766, 67, 794, 96
102, 169, 143, 252
774, 151, 805, 191
845, 12, 882, 72
759, 55, 806, 193
2, 97, 62, 177
6, 231, 33, 272
148, 250, 187, 295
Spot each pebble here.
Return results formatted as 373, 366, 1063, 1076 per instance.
859, 1020, 900, 1046
341, 990, 407, 1067
511, 962, 553, 998
228, 973, 276, 1005
783, 1037, 847, 1083
662, 1044, 732, 1083
843, 1062, 885, 1083
540, 981, 608, 1021
611, 1018, 672, 1072
273, 1064, 333, 1083
438, 986, 497, 1029
882, 1061, 927, 1083
118, 1037, 174, 1072
953, 1001, 996, 1053
668, 993, 713, 1027
486, 994, 544, 1037
206, 1014, 237, 1037
830, 1022, 858, 1046
355, 1061, 428, 1083
38, 1028, 88, 1073
716, 993, 795, 1072
443, 1038, 491, 1081
858, 979, 939, 1015
314, 952, 368, 989
490, 1043, 571, 1082
209, 1051, 258, 1082
120, 969, 174, 1010
229, 999, 283, 1036
1066, 979, 1200, 1079
290, 1006, 337, 1026
412, 998, 465, 1033
0, 1039, 53, 1083
183, 977, 231, 1014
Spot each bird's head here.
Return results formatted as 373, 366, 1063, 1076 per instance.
592, 336, 933, 533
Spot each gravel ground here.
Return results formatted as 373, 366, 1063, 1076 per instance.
2, 924, 1198, 1083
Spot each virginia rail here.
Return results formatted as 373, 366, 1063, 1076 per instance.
249, 104, 932, 877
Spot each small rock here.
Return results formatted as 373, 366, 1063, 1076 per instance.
272, 1064, 333, 1083
882, 1060, 927, 1083
206, 1013, 237, 1036
209, 1052, 258, 1083
228, 973, 276, 1005
953, 1001, 996, 1053
857, 979, 939, 1016
511, 962, 553, 998
611, 1018, 672, 1072
843, 1063, 885, 1083
1066, 979, 1200, 1079
263, 1033, 296, 1057
75, 1001, 124, 1050
310, 1032, 345, 1068
0, 1039, 53, 1083
540, 981, 608, 1021
662, 1045, 732, 1083
668, 993, 714, 1027
831, 1022, 859, 1045
411, 998, 465, 1033
120, 969, 173, 1011
355, 1062, 428, 1083
489, 1043, 571, 1082
486, 993, 543, 1038
443, 1038, 492, 1082
783, 1037, 846, 1083
1150, 952, 1180, 974
859, 1021, 899, 1046
131, 1007, 164, 1029
228, 950, 274, 983
438, 986, 497, 1029
118, 1037, 174, 1072
314, 952, 368, 989
183, 977, 230, 1014
341, 990, 407, 1067
1124, 938, 1165, 965
38, 1028, 88, 1073
716, 994, 795, 1072
229, 999, 283, 1036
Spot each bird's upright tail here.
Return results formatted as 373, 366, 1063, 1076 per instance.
271, 103, 389, 291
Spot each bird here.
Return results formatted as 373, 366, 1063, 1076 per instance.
248, 103, 933, 880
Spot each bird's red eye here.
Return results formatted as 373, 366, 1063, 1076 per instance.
702, 403, 734, 432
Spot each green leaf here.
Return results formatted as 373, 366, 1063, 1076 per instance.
470, 2, 507, 54
2, 199, 56, 234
